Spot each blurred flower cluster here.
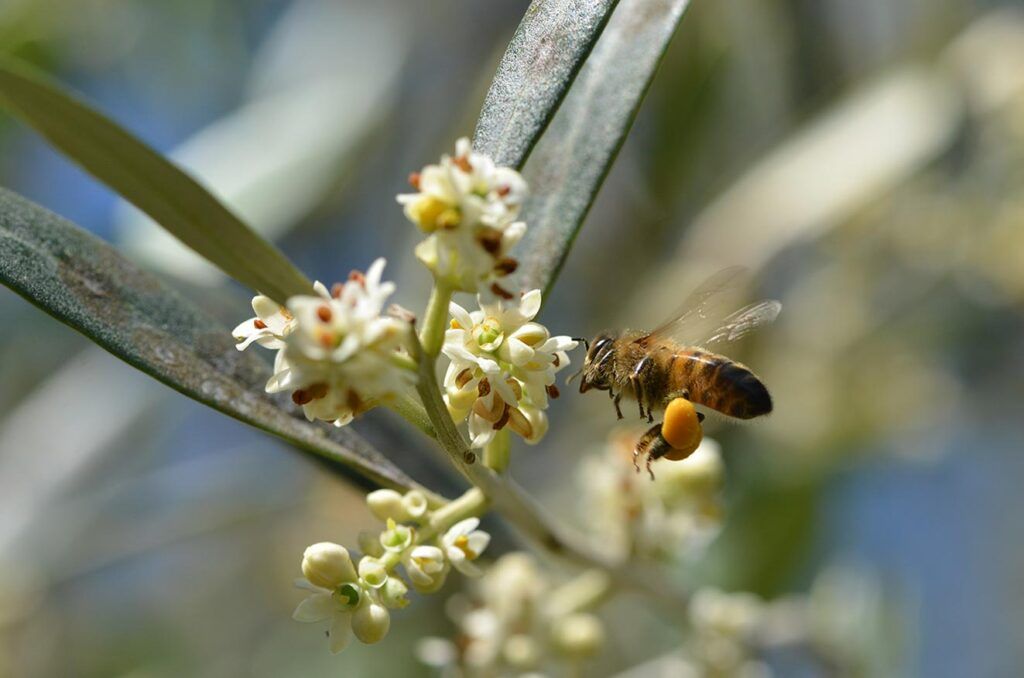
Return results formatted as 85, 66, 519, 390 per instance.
580, 428, 724, 560
417, 553, 607, 676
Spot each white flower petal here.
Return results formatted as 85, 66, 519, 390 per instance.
519, 290, 542, 321
292, 593, 336, 623
446, 517, 480, 541
329, 612, 353, 654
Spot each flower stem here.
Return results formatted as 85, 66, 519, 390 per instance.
428, 487, 488, 533
420, 281, 453, 358
484, 428, 511, 473
384, 393, 435, 440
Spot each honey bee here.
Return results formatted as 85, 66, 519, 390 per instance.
575, 267, 780, 476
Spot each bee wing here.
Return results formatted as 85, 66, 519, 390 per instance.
701, 299, 782, 347
641, 267, 780, 347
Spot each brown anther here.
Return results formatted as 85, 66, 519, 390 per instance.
331, 282, 344, 298
507, 407, 533, 439
455, 368, 474, 389
496, 185, 511, 197
348, 270, 366, 286
319, 332, 335, 348
253, 319, 267, 329
346, 389, 365, 413
492, 404, 511, 430
494, 257, 518, 275
476, 228, 503, 254
477, 379, 491, 397
292, 389, 312, 405
453, 155, 472, 172
490, 283, 515, 300
552, 354, 560, 367
546, 384, 560, 399
408, 171, 421, 189
309, 382, 329, 399
506, 378, 523, 400
317, 305, 332, 322
472, 393, 505, 422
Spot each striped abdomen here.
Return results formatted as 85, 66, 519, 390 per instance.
666, 348, 772, 419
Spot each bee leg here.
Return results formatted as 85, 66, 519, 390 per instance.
634, 422, 670, 480
612, 392, 623, 420
631, 357, 654, 423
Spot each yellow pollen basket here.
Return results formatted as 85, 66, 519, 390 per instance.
661, 397, 703, 461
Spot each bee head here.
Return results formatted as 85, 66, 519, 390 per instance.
577, 332, 616, 393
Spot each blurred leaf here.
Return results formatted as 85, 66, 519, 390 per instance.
0, 187, 428, 496
510, 0, 691, 296
0, 58, 312, 305
473, 0, 619, 169
115, 1, 409, 282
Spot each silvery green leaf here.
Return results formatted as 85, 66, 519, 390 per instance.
474, 0, 620, 169
0, 187, 428, 495
0, 59, 311, 305
115, 1, 409, 282
511, 0, 692, 295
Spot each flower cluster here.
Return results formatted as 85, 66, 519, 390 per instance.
233, 258, 416, 426
417, 553, 607, 676
442, 290, 577, 448
398, 137, 527, 293
579, 429, 725, 561
294, 488, 491, 653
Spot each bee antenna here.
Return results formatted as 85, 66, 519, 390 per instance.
566, 367, 584, 384
572, 337, 589, 351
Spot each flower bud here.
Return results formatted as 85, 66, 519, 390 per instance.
358, 530, 385, 558
358, 556, 388, 589
367, 489, 407, 522
551, 613, 605, 658
380, 576, 410, 609
352, 602, 391, 644
301, 542, 356, 590
401, 490, 429, 520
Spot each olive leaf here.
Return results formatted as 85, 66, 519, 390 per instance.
0, 59, 311, 306
0, 187, 434, 498
510, 0, 692, 296
473, 0, 620, 169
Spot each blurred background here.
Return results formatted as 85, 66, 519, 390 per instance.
2, 0, 1024, 675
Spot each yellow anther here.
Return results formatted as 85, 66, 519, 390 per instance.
453, 535, 477, 560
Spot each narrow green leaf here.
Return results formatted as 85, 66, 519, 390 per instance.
0, 59, 312, 305
473, 0, 620, 169
510, 0, 691, 295
0, 187, 431, 497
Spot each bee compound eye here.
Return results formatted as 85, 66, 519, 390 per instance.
661, 397, 703, 461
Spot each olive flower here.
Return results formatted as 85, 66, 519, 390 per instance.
442, 289, 577, 447
441, 517, 491, 576
236, 258, 417, 426
398, 137, 528, 292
